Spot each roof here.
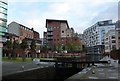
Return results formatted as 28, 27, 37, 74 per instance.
8, 21, 33, 31
83, 20, 115, 33
8, 21, 39, 34
4, 32, 19, 37
46, 19, 69, 28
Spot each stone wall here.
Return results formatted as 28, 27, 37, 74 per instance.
2, 66, 55, 80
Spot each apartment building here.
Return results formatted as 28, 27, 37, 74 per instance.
83, 20, 115, 61
78, 34, 84, 44
8, 22, 40, 41
7, 22, 41, 52
44, 19, 81, 50
43, 32, 47, 45
105, 29, 116, 53
8, 22, 34, 42
0, 0, 7, 54
115, 20, 120, 50
45, 19, 69, 46
33, 29, 40, 40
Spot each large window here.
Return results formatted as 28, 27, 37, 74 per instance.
112, 40, 116, 43
119, 37, 120, 39
62, 30, 64, 33
0, 20, 7, 27
0, 0, 7, 3
0, 26, 6, 31
0, 1, 7, 9
111, 36, 115, 39
0, 7, 7, 14
0, 13, 7, 19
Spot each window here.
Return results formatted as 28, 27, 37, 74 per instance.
112, 40, 116, 43
112, 36, 115, 39
21, 32, 23, 35
118, 37, 120, 39
112, 45, 116, 49
102, 42, 104, 44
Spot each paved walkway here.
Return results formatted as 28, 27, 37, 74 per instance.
2, 61, 54, 76
66, 64, 119, 80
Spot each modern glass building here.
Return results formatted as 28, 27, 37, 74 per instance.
0, 0, 7, 56
83, 20, 115, 61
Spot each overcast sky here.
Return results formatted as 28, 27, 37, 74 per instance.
8, 0, 119, 38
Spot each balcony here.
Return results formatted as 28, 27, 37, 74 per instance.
47, 28, 53, 32
47, 37, 53, 40
47, 32, 53, 36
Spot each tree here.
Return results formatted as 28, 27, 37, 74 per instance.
20, 38, 28, 61
5, 40, 13, 59
55, 44, 62, 53
66, 42, 82, 53
12, 40, 20, 59
30, 40, 36, 59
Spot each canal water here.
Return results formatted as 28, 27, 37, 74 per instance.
54, 67, 83, 81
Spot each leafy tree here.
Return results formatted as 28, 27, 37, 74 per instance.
6, 40, 13, 49
12, 40, 20, 59
5, 40, 13, 59
20, 39, 28, 50
55, 44, 62, 53
66, 42, 82, 53
30, 40, 36, 59
20, 38, 28, 61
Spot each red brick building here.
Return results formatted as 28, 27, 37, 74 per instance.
8, 22, 40, 42
44, 19, 82, 51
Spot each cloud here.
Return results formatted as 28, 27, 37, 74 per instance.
89, 2, 118, 26
8, 0, 119, 37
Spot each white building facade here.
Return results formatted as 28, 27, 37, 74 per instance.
83, 20, 115, 61
115, 21, 120, 50
105, 30, 116, 53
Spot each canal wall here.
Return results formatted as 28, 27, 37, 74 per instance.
2, 66, 55, 80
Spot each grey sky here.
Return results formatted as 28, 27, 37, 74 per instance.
8, 0, 119, 38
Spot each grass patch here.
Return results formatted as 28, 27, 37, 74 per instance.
39, 58, 56, 60
2, 57, 56, 62
2, 57, 32, 62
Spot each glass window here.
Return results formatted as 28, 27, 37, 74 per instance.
0, 0, 7, 3
0, 31, 4, 36
0, 26, 6, 31
112, 36, 115, 39
112, 40, 116, 43
0, 2, 7, 9
0, 20, 6, 27
0, 7, 7, 14
119, 37, 120, 39
0, 48, 2, 55
0, 13, 7, 19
